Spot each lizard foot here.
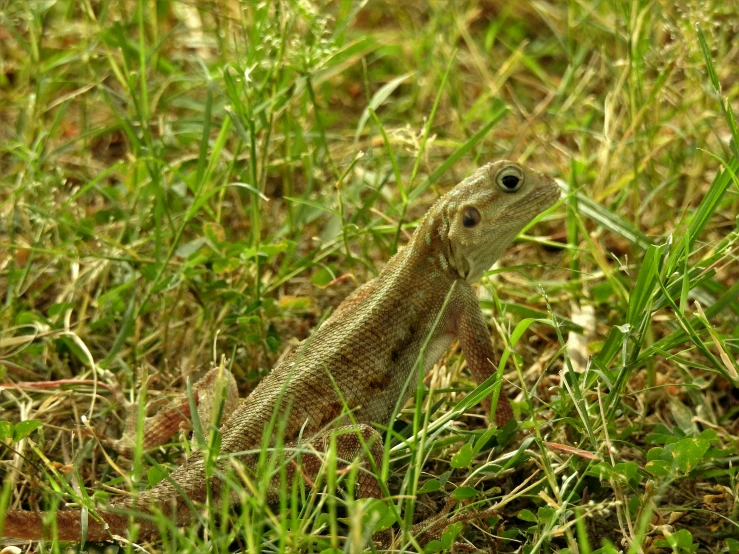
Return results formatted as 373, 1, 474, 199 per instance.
409, 498, 502, 551
86, 363, 239, 457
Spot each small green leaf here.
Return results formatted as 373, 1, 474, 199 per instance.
13, 420, 43, 442
312, 266, 335, 288
452, 486, 477, 500
375, 509, 397, 532
537, 507, 556, 525
592, 542, 620, 554
612, 462, 639, 482
417, 479, 442, 494
450, 443, 473, 468
177, 238, 207, 259
672, 529, 694, 548
669, 438, 710, 473
147, 465, 167, 487
726, 537, 739, 554
517, 509, 537, 522
0, 421, 13, 442
697, 429, 718, 442
438, 470, 452, 486
48, 302, 75, 318
362, 499, 396, 532
315, 513, 331, 528
647, 447, 665, 461
645, 460, 671, 478
587, 462, 614, 480
646, 424, 677, 445
425, 540, 444, 553
441, 522, 462, 547
655, 528, 694, 550
591, 281, 614, 303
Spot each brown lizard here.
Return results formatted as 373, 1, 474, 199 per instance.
1, 160, 559, 546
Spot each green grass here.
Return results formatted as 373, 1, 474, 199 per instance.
1, 0, 738, 552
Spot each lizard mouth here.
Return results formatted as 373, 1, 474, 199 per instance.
535, 178, 562, 207
447, 236, 469, 279
519, 181, 560, 217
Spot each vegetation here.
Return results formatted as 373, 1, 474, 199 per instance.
1, 0, 738, 552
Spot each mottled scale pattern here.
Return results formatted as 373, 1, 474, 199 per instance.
2, 160, 559, 544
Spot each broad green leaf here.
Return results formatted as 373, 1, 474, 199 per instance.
669, 438, 710, 473
647, 447, 665, 462
612, 462, 639, 482
646, 424, 678, 446
311, 266, 335, 288
673, 529, 695, 549
537, 507, 556, 525
361, 499, 396, 532
592, 543, 621, 554
425, 540, 444, 553
13, 420, 43, 442
588, 461, 639, 484
698, 429, 718, 442
450, 443, 473, 468
654, 528, 695, 550
0, 421, 13, 442
147, 465, 167, 487
417, 479, 442, 494
442, 522, 463, 547
517, 509, 537, 522
645, 460, 671, 478
452, 486, 477, 500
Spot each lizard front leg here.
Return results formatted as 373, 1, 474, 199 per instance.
453, 283, 514, 426
103, 364, 239, 457
393, 285, 514, 549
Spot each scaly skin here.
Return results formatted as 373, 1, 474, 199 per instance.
2, 160, 559, 544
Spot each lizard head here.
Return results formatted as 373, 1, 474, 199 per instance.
432, 160, 559, 282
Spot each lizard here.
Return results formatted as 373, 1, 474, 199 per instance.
1, 159, 559, 546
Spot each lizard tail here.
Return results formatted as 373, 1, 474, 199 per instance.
2, 508, 145, 542
2, 454, 218, 543
2, 465, 207, 542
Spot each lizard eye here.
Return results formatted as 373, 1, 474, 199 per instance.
496, 165, 525, 192
462, 206, 481, 228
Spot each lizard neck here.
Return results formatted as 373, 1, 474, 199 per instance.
404, 200, 464, 281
